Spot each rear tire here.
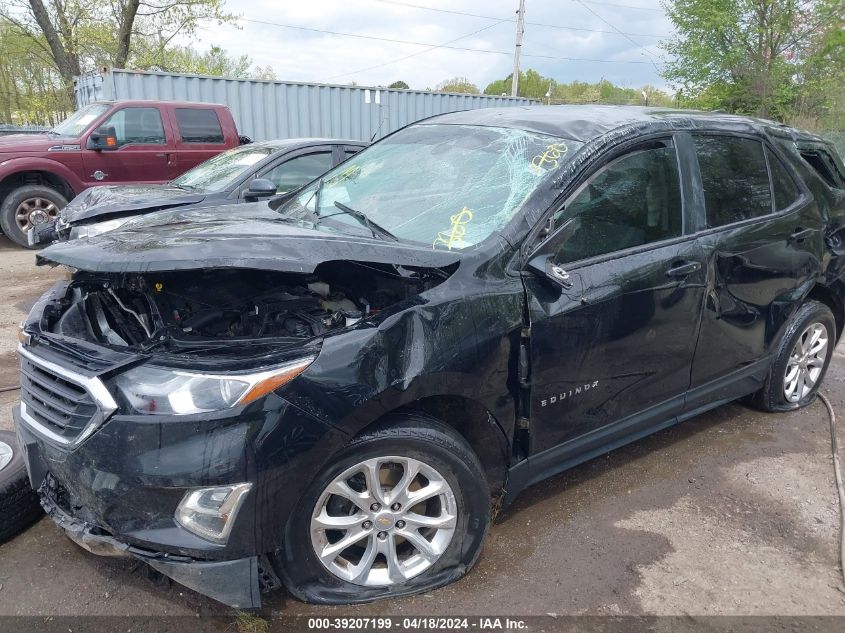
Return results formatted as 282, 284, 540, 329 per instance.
750, 300, 836, 412
0, 430, 43, 543
0, 185, 67, 248
274, 415, 490, 604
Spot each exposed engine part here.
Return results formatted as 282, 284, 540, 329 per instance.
45, 262, 450, 352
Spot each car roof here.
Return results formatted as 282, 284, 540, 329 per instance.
250, 138, 367, 152
423, 105, 825, 145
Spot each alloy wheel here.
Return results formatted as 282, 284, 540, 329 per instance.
310, 455, 458, 586
784, 322, 829, 403
0, 440, 13, 472
15, 197, 59, 233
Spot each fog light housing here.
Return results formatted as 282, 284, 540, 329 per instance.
175, 483, 252, 544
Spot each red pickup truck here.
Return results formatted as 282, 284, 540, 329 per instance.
0, 100, 244, 247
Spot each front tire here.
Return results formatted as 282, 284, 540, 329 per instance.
274, 415, 490, 604
0, 431, 43, 543
751, 300, 836, 412
0, 185, 68, 248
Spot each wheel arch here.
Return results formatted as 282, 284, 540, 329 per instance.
0, 158, 83, 207
0, 170, 75, 203
806, 282, 844, 341
354, 395, 511, 501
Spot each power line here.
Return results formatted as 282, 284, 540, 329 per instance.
321, 18, 511, 81
572, 0, 662, 69
367, 0, 671, 38
577, 0, 665, 12
239, 17, 654, 65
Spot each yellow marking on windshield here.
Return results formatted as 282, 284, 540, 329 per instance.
531, 142, 569, 172
433, 207, 473, 251
329, 164, 361, 184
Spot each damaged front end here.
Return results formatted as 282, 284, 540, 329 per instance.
15, 251, 457, 608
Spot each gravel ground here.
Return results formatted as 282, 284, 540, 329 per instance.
1, 233, 844, 624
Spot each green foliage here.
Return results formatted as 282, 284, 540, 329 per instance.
484, 69, 553, 99
134, 44, 276, 80
0, 1, 277, 123
388, 80, 409, 90
0, 20, 72, 124
483, 68, 674, 106
435, 77, 480, 94
662, 0, 845, 127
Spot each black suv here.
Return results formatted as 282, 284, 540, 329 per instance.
13, 106, 845, 608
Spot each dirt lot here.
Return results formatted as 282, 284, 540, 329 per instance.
1, 233, 844, 623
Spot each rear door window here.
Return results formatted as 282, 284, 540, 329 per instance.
766, 147, 800, 211
175, 108, 224, 144
694, 136, 772, 227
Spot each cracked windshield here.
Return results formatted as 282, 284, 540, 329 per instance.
171, 144, 274, 192
278, 124, 581, 249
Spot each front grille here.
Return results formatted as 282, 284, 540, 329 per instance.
17, 346, 116, 447
20, 356, 98, 442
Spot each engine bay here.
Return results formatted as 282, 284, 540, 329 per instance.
43, 261, 450, 353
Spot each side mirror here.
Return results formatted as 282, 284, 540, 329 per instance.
86, 126, 118, 151
528, 254, 578, 290
245, 178, 277, 199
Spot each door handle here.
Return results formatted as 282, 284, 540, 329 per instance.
665, 261, 701, 278
788, 227, 814, 244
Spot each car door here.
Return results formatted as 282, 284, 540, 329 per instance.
684, 134, 824, 411
522, 136, 707, 454
170, 107, 228, 173
81, 106, 175, 187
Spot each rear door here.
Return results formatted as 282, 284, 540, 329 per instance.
81, 105, 175, 186
169, 106, 229, 174
684, 133, 823, 412
523, 135, 707, 453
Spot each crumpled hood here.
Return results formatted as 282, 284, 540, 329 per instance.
38, 204, 462, 274
61, 185, 207, 224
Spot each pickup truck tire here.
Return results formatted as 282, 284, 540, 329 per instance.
0, 185, 68, 248
275, 415, 490, 604
750, 300, 836, 412
0, 430, 43, 543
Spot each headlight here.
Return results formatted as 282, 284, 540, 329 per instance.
113, 356, 315, 415
69, 217, 131, 239
176, 483, 252, 544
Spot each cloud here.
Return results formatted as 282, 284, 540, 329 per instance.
193, 0, 674, 90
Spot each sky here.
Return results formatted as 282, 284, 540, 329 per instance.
192, 0, 675, 92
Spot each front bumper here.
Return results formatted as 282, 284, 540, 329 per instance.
12, 373, 348, 606
39, 483, 264, 608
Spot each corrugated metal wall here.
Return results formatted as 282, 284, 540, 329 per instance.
75, 70, 536, 142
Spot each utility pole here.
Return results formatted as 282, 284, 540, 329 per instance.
511, 0, 526, 97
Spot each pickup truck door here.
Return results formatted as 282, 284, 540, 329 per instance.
684, 134, 824, 412
168, 106, 231, 174
522, 136, 706, 454
81, 106, 175, 187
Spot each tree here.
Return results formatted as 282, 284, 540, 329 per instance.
435, 77, 479, 94
484, 69, 556, 100
0, 18, 72, 124
388, 80, 409, 89
136, 44, 275, 80
0, 0, 234, 92
661, 0, 844, 122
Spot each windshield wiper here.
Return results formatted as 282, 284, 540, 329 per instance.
331, 201, 399, 242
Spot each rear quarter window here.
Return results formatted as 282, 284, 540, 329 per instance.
175, 108, 224, 144
799, 149, 845, 189
694, 135, 772, 228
